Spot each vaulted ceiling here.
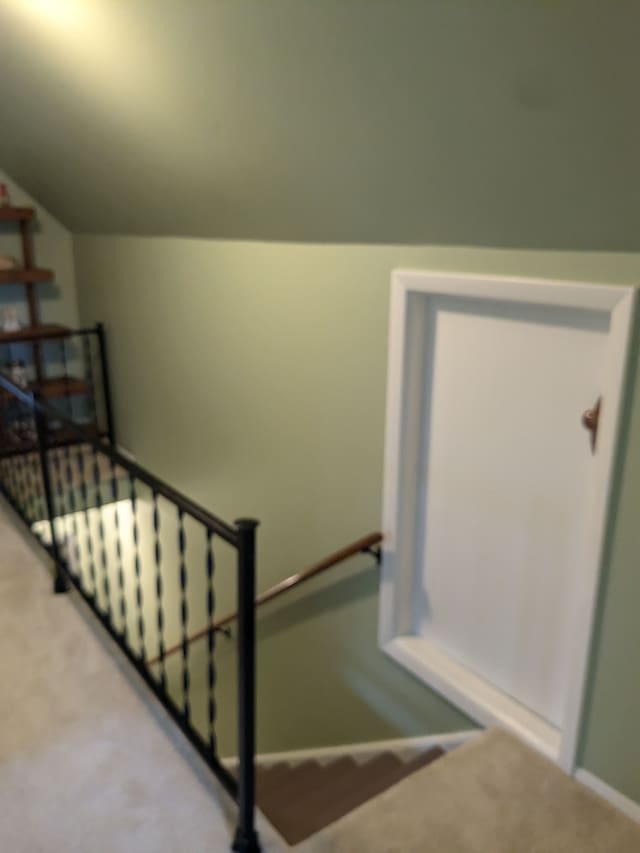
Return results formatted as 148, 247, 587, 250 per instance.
0, 0, 638, 248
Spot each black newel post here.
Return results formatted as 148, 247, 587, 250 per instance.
34, 392, 69, 594
233, 518, 260, 853
95, 322, 116, 446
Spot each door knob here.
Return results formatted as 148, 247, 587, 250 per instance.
581, 397, 601, 453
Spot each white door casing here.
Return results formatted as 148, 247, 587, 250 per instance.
379, 271, 636, 771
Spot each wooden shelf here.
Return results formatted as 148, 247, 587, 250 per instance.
37, 377, 89, 398
0, 324, 70, 344
0, 207, 34, 223
0, 268, 53, 284
0, 376, 89, 401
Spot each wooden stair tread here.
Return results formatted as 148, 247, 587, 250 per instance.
0, 268, 53, 284
257, 746, 445, 846
257, 756, 360, 827
256, 759, 321, 798
278, 753, 403, 844
255, 760, 322, 813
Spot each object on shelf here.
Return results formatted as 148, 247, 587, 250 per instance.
1, 307, 21, 332
15, 417, 36, 444
5, 359, 28, 389
0, 254, 19, 271
0, 183, 11, 207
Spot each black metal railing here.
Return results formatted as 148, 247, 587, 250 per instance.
0, 374, 260, 853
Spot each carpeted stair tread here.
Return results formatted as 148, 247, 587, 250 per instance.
258, 746, 446, 846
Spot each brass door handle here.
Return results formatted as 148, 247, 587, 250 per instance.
582, 397, 601, 453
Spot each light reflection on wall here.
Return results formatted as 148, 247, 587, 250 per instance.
4, 0, 195, 155
33, 493, 240, 753
16, 0, 90, 30
33, 493, 237, 662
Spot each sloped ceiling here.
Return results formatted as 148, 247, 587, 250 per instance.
0, 0, 638, 248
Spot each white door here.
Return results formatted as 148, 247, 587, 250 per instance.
379, 271, 635, 769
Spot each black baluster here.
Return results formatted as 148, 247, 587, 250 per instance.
25, 444, 37, 517
234, 519, 260, 853
14, 451, 26, 515
205, 528, 218, 755
30, 416, 49, 520
17, 449, 29, 513
64, 443, 81, 579
93, 446, 111, 619
177, 509, 190, 721
3, 456, 12, 503
24, 449, 35, 517
76, 442, 97, 598
30, 443, 45, 523
27, 448, 39, 518
29, 450, 41, 518
0, 458, 7, 501
95, 323, 116, 445
34, 393, 69, 594
82, 334, 97, 432
60, 337, 72, 429
152, 491, 166, 690
51, 447, 67, 557
20, 452, 31, 524
2, 450, 13, 502
8, 453, 19, 507
20, 452, 31, 517
129, 475, 146, 660
111, 460, 127, 640
16, 456, 25, 510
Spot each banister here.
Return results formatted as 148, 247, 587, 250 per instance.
148, 531, 383, 666
0, 325, 260, 848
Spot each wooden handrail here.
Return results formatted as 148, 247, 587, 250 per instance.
147, 531, 383, 666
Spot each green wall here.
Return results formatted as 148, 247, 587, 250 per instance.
74, 236, 640, 797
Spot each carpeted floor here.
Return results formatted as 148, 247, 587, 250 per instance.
2, 499, 639, 853
296, 728, 640, 852
0, 503, 286, 853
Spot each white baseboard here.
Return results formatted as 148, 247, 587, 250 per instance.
575, 768, 640, 824
223, 729, 480, 768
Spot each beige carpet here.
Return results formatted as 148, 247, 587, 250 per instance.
4, 498, 639, 853
0, 502, 286, 853
296, 729, 640, 853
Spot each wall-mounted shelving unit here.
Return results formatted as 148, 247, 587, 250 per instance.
0, 206, 113, 446
0, 204, 89, 399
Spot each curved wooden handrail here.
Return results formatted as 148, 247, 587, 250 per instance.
148, 531, 383, 666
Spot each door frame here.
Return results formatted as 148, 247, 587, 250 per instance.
379, 270, 636, 772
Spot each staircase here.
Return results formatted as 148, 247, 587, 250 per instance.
253, 747, 445, 846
